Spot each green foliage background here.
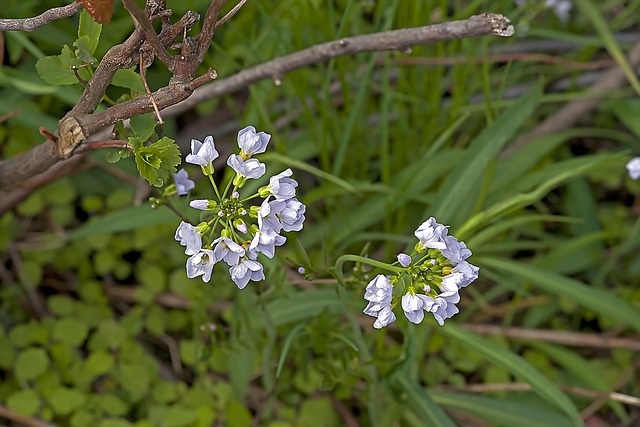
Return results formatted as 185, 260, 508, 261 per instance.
1, 0, 639, 426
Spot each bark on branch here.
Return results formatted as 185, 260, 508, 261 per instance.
167, 12, 514, 115
0, 3, 83, 32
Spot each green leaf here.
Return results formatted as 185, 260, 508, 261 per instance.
97, 419, 133, 427
263, 290, 344, 328
478, 257, 640, 333
225, 401, 252, 427
298, 397, 340, 427
179, 340, 200, 366
69, 203, 176, 240
15, 347, 50, 382
105, 148, 131, 163
36, 46, 89, 86
91, 320, 127, 350
7, 389, 41, 417
112, 69, 145, 92
438, 325, 583, 425
47, 387, 87, 415
130, 113, 158, 142
117, 363, 150, 400
74, 36, 98, 64
52, 318, 89, 347
429, 391, 575, 427
85, 351, 115, 376
97, 394, 129, 416
134, 137, 181, 187
0, 67, 59, 94
48, 295, 76, 316
603, 98, 640, 138
393, 377, 456, 427
78, 9, 102, 54
150, 405, 198, 427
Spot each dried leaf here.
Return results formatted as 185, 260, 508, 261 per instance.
75, 0, 116, 24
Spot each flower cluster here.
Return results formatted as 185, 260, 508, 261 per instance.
363, 217, 479, 328
174, 126, 305, 289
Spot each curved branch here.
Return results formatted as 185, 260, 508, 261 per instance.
166, 12, 514, 115
0, 3, 83, 32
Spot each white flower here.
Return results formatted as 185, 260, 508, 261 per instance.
452, 261, 479, 288
397, 253, 411, 267
227, 154, 266, 179
279, 198, 306, 232
257, 198, 283, 234
229, 259, 265, 289
257, 197, 306, 234
212, 237, 245, 266
429, 291, 460, 326
415, 217, 448, 250
185, 136, 218, 170
174, 221, 202, 256
440, 236, 472, 265
250, 228, 286, 258
186, 250, 216, 282
363, 275, 393, 319
264, 169, 298, 200
237, 126, 270, 157
401, 293, 435, 324
373, 306, 396, 329
173, 169, 194, 195
626, 157, 640, 180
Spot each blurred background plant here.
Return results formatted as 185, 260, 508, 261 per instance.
1, 0, 639, 426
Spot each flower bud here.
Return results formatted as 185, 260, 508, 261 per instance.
233, 219, 248, 234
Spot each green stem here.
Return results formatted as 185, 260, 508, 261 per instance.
333, 254, 403, 285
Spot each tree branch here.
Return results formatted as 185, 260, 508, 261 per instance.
0, 12, 513, 195
192, 0, 227, 74
0, 2, 83, 32
123, 0, 175, 70
166, 12, 514, 115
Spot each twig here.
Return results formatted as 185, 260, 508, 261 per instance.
123, 0, 175, 69
158, 334, 184, 377
0, 109, 22, 124
580, 357, 640, 419
215, 0, 248, 29
0, 2, 83, 32
0, 405, 56, 427
74, 139, 134, 155
441, 383, 640, 408
459, 324, 640, 352
139, 50, 164, 124
501, 39, 640, 158
8, 245, 48, 319
193, 0, 227, 70
166, 12, 515, 115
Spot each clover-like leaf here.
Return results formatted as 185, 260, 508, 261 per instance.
134, 137, 181, 187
